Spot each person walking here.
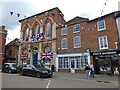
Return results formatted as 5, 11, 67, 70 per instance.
84, 63, 90, 79
90, 64, 94, 78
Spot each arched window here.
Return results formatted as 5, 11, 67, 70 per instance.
34, 24, 39, 35
45, 21, 51, 38
22, 49, 28, 55
29, 29, 32, 37
45, 47, 51, 53
24, 28, 29, 41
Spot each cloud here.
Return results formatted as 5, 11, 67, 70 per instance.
1, 1, 34, 30
118, 1, 120, 10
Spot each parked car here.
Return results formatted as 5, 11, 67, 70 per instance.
2, 63, 18, 73
19, 64, 53, 78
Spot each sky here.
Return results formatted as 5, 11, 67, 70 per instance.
0, 0, 120, 44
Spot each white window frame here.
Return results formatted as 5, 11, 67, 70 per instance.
73, 24, 80, 33
45, 21, 51, 39
73, 36, 81, 48
34, 24, 39, 34
61, 38, 68, 49
97, 20, 106, 31
98, 36, 108, 50
24, 28, 29, 41
61, 26, 67, 35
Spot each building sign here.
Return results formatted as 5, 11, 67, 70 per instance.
92, 50, 120, 56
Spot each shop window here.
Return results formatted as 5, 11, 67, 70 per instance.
9, 50, 12, 56
58, 57, 69, 68
76, 56, 88, 69
111, 56, 119, 66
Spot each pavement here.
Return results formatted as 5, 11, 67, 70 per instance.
0, 70, 119, 89
54, 72, 119, 87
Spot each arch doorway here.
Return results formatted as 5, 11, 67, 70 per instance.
33, 47, 38, 65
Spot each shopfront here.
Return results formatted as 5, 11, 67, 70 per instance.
92, 49, 120, 74
56, 52, 90, 73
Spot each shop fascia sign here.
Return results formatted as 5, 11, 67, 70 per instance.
92, 51, 117, 56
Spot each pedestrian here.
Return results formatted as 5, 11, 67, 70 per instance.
84, 63, 90, 79
90, 64, 94, 78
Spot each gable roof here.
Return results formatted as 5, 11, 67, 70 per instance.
88, 11, 120, 22
66, 16, 88, 25
19, 7, 65, 22
6, 38, 20, 46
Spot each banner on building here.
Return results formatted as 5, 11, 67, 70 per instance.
40, 52, 53, 59
20, 54, 28, 59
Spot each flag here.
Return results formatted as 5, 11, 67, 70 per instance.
105, 2, 107, 5
38, 33, 44, 41
40, 52, 53, 59
17, 13, 20, 17
10, 11, 13, 15
24, 15, 26, 18
20, 54, 28, 59
30, 16, 32, 20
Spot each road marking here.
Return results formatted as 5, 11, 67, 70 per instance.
46, 79, 51, 88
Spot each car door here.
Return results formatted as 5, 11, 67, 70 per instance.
23, 65, 31, 75
28, 65, 36, 76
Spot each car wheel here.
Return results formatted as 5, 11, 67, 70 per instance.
8, 70, 12, 74
49, 75, 53, 78
20, 71, 24, 76
36, 72, 41, 78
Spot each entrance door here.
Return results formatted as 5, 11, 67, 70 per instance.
70, 59, 75, 73
33, 53, 38, 65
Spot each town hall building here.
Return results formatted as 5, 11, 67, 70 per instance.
18, 7, 65, 69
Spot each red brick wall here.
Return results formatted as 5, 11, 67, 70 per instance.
21, 8, 65, 40
56, 15, 118, 53
0, 26, 7, 68
20, 8, 65, 53
5, 45, 19, 60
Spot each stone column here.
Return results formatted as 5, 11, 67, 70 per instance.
52, 22, 56, 38
30, 51, 33, 64
38, 42, 42, 63
18, 45, 22, 66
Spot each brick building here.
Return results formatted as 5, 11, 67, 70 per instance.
4, 38, 19, 64
56, 11, 120, 74
0, 26, 7, 68
18, 7, 65, 69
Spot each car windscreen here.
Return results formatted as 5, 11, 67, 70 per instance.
35, 64, 45, 69
10, 64, 16, 68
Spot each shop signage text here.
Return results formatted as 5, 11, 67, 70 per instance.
92, 51, 117, 56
